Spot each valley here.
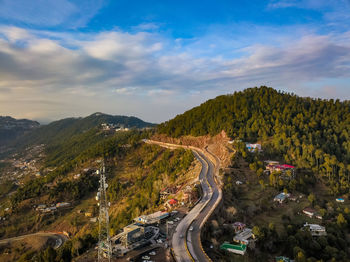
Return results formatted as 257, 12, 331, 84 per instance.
1, 87, 350, 262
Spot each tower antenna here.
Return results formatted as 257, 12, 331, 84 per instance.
97, 160, 112, 261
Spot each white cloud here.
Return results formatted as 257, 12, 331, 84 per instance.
0, 26, 32, 42
0, 26, 349, 122
81, 31, 163, 61
115, 87, 138, 95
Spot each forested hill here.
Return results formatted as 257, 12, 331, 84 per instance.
14, 112, 155, 146
159, 87, 350, 191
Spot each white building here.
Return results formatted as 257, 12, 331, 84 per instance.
303, 223, 327, 236
233, 228, 254, 245
246, 143, 262, 152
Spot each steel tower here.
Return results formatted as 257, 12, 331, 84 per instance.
97, 160, 112, 261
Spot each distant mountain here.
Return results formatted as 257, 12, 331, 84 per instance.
14, 112, 155, 147
0, 116, 40, 145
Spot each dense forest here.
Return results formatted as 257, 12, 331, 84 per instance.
159, 86, 350, 193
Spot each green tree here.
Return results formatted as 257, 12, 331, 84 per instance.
296, 251, 306, 262
42, 246, 56, 262
337, 213, 347, 227
252, 226, 264, 240
259, 179, 265, 190
308, 193, 316, 206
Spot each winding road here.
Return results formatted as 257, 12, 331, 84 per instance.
0, 232, 68, 249
145, 140, 222, 262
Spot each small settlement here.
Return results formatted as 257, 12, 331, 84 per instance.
220, 222, 255, 256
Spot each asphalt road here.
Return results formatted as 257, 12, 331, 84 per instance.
145, 140, 222, 262
186, 150, 221, 262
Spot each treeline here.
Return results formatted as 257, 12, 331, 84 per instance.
159, 86, 350, 193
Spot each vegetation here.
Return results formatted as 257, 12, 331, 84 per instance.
0, 113, 154, 160
159, 86, 350, 194
10, 130, 149, 205
205, 151, 350, 261
2, 125, 195, 261
108, 145, 194, 233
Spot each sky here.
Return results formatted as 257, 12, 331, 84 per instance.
0, 0, 349, 123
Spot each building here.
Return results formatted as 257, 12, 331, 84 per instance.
276, 256, 292, 262
274, 192, 289, 204
302, 207, 322, 219
112, 224, 159, 256
43, 206, 57, 213
124, 224, 146, 244
264, 160, 280, 165
56, 202, 71, 208
165, 198, 178, 209
36, 204, 46, 211
228, 139, 242, 144
220, 242, 247, 255
266, 163, 296, 179
336, 198, 345, 203
288, 194, 298, 202
246, 143, 262, 152
233, 222, 246, 232
134, 211, 169, 225
266, 164, 295, 172
303, 223, 327, 236
233, 228, 254, 245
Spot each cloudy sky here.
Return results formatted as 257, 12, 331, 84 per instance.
0, 0, 349, 123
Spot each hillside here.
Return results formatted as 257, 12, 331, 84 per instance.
159, 86, 350, 192
16, 112, 155, 146
0, 116, 39, 146
0, 128, 198, 261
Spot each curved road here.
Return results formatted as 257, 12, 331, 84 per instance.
145, 140, 222, 262
0, 232, 68, 249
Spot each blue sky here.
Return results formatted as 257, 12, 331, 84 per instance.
0, 0, 349, 123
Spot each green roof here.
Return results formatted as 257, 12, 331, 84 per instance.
220, 243, 247, 251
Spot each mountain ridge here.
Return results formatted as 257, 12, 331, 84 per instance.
0, 116, 40, 146
0, 113, 155, 158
